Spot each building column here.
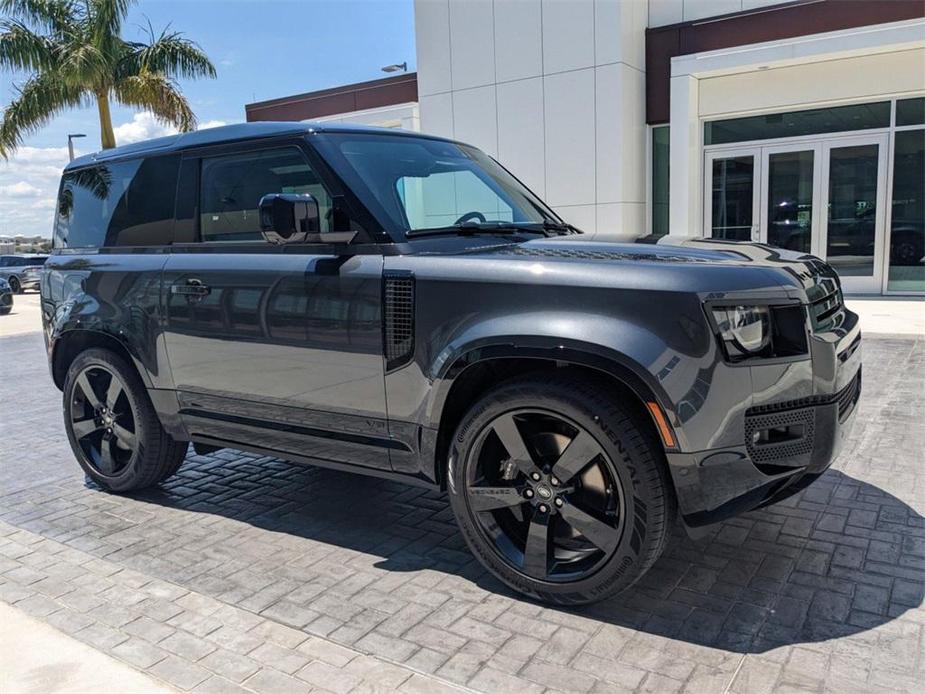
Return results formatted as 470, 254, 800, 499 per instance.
668, 74, 702, 237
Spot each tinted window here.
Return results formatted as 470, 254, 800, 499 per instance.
106, 155, 179, 246
199, 148, 333, 241
54, 155, 179, 249
704, 102, 890, 145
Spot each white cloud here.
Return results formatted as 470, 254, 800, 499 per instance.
113, 112, 179, 145
198, 119, 227, 130
0, 181, 42, 197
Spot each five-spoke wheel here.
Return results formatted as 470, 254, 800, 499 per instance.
70, 365, 138, 476
63, 348, 187, 491
448, 373, 674, 604
465, 410, 625, 582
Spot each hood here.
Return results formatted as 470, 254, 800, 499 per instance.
453, 236, 839, 302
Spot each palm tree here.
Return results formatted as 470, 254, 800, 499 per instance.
0, 0, 215, 156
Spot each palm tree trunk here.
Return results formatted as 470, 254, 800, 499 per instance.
96, 92, 116, 149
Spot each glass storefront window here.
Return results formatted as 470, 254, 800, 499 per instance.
896, 98, 925, 127
651, 126, 670, 237
705, 102, 890, 146
825, 144, 880, 278
888, 130, 925, 292
766, 150, 814, 253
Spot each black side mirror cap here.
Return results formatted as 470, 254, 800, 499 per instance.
258, 193, 319, 244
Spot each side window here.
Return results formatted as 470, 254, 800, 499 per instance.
106, 155, 180, 246
396, 169, 513, 229
199, 148, 333, 242
54, 156, 179, 249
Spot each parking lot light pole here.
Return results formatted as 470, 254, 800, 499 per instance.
67, 133, 86, 162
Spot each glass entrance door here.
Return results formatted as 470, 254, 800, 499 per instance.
706, 136, 890, 292
820, 135, 889, 293
761, 145, 820, 254
705, 150, 759, 241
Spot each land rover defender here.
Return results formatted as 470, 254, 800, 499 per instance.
42, 123, 861, 604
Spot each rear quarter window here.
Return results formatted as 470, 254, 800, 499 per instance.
54, 155, 180, 249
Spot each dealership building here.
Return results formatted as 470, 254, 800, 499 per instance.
245, 0, 925, 295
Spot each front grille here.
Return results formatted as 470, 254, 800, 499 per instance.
383, 272, 414, 370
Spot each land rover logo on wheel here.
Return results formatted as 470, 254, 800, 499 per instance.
536, 485, 553, 500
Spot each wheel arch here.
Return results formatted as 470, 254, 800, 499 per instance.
51, 329, 153, 392
427, 338, 680, 489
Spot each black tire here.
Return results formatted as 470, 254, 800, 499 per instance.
447, 373, 675, 605
0, 307, 10, 315
8, 276, 21, 294
63, 348, 187, 491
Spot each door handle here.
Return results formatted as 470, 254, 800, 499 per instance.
171, 279, 211, 297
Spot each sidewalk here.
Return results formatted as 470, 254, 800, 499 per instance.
0, 601, 173, 694
845, 297, 925, 335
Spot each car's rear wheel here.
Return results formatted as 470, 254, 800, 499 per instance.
63, 348, 187, 491
447, 373, 674, 605
8, 276, 21, 294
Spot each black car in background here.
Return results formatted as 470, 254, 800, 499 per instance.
41, 123, 861, 605
0, 254, 48, 293
0, 277, 12, 314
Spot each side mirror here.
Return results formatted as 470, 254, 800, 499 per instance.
258, 193, 319, 244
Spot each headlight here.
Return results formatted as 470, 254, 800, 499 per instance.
711, 304, 808, 362
712, 305, 771, 360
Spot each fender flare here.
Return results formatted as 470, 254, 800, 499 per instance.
425, 335, 680, 446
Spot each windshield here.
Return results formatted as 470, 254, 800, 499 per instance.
313, 132, 558, 235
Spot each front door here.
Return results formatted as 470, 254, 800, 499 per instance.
161, 143, 391, 470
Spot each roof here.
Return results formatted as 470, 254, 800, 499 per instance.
65, 121, 453, 170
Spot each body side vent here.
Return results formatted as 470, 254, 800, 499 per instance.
384, 271, 415, 370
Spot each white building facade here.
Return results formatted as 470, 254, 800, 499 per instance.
247, 1, 925, 295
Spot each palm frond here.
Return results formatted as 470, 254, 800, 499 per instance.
0, 0, 77, 36
126, 22, 215, 81
88, 0, 134, 42
0, 71, 88, 157
0, 18, 59, 72
114, 71, 195, 132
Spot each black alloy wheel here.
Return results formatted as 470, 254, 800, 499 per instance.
69, 365, 138, 476
63, 348, 188, 491
448, 374, 674, 605
8, 276, 21, 294
466, 409, 625, 583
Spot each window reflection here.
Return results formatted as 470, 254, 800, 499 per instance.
825, 144, 879, 277
888, 130, 925, 292
711, 156, 754, 241
767, 151, 814, 253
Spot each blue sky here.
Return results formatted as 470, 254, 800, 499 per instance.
0, 0, 417, 237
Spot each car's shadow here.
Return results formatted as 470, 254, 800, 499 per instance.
121, 452, 923, 655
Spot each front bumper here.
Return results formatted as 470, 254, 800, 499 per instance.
667, 312, 862, 531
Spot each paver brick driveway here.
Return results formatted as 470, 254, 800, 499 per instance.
1, 330, 923, 693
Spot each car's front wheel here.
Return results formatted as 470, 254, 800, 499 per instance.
8, 276, 21, 294
447, 373, 675, 605
63, 348, 187, 491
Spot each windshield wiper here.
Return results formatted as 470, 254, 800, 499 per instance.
405, 221, 580, 239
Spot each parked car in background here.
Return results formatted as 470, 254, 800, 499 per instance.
0, 278, 12, 314
42, 123, 861, 605
0, 254, 48, 293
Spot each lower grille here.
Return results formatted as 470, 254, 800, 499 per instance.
744, 369, 861, 467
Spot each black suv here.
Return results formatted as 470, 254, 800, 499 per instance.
42, 123, 861, 604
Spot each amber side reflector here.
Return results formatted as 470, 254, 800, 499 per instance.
646, 401, 676, 449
